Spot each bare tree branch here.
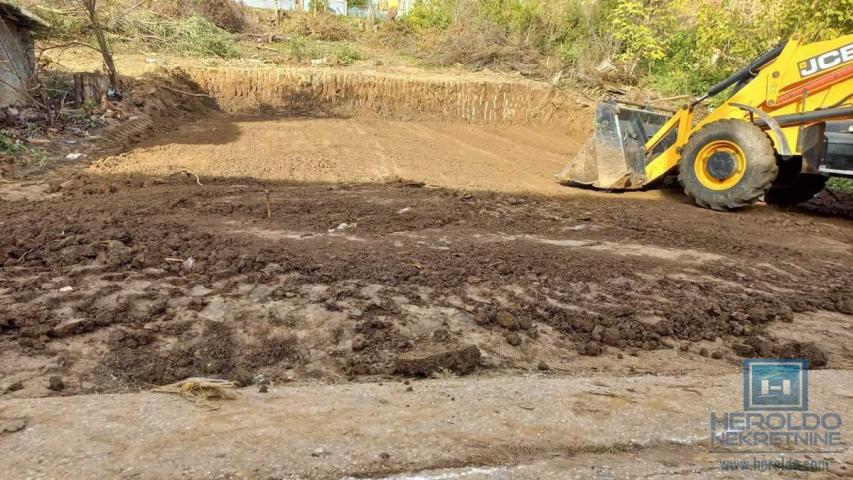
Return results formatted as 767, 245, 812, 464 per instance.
81, 0, 120, 98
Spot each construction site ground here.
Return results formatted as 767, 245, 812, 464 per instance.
1, 57, 852, 479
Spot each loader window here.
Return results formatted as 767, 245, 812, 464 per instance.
647, 123, 679, 162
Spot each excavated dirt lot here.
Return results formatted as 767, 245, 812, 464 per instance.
89, 114, 581, 195
1, 65, 852, 477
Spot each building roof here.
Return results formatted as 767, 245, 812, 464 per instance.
0, 2, 50, 30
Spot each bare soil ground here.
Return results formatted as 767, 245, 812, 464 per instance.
3, 371, 852, 479
1, 170, 851, 397
89, 114, 582, 195
1, 60, 852, 478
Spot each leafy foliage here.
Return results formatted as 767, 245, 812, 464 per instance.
404, 0, 852, 94
136, 15, 239, 58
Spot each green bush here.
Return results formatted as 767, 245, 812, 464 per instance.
406, 0, 457, 30
335, 45, 362, 65
136, 15, 239, 58
171, 16, 239, 58
403, 0, 852, 93
827, 178, 853, 194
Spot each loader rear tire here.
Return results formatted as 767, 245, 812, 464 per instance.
765, 174, 828, 206
678, 120, 778, 211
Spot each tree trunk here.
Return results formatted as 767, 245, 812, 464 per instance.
83, 0, 120, 98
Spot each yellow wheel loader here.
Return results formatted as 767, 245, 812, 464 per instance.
559, 34, 853, 210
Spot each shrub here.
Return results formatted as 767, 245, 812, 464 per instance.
148, 0, 246, 33
406, 0, 457, 30
136, 15, 239, 58
335, 45, 362, 65
279, 12, 355, 41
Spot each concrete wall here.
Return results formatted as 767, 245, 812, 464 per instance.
0, 20, 35, 107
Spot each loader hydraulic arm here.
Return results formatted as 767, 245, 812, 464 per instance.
692, 42, 787, 106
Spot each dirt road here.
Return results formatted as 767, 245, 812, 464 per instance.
3, 371, 852, 479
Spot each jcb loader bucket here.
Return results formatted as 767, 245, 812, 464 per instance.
558, 101, 670, 190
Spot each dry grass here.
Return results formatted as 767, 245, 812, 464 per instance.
152, 377, 240, 409
148, 0, 247, 32
417, 21, 543, 75
278, 12, 356, 42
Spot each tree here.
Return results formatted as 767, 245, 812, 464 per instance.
80, 0, 120, 99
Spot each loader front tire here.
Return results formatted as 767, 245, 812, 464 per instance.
678, 120, 778, 211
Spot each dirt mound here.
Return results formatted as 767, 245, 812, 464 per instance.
1, 177, 850, 396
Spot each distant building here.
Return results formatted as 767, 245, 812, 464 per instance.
239, 0, 348, 15
0, 2, 48, 107
348, 0, 414, 19
239, 0, 413, 18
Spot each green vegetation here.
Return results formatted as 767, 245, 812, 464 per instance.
26, 1, 242, 58
334, 45, 363, 65
0, 131, 47, 167
403, 0, 852, 94
23, 0, 853, 92
828, 178, 853, 194
138, 15, 240, 58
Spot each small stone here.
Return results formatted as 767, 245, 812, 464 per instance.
699, 347, 709, 357
351, 336, 367, 352
711, 350, 723, 359
526, 326, 539, 339
578, 342, 603, 356
837, 298, 853, 315
432, 328, 451, 342
51, 318, 89, 338
378, 452, 391, 460
0, 418, 27, 434
47, 376, 64, 391
5, 381, 23, 392
732, 343, 755, 357
536, 360, 549, 371
258, 384, 269, 393
230, 369, 253, 387
505, 332, 522, 346
203, 360, 224, 374
678, 344, 689, 352
405, 386, 413, 392
182, 257, 196, 272
496, 311, 518, 330
59, 286, 73, 293
311, 448, 330, 457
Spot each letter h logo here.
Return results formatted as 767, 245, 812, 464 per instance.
744, 359, 808, 411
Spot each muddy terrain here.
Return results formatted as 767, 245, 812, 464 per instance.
1, 171, 851, 397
